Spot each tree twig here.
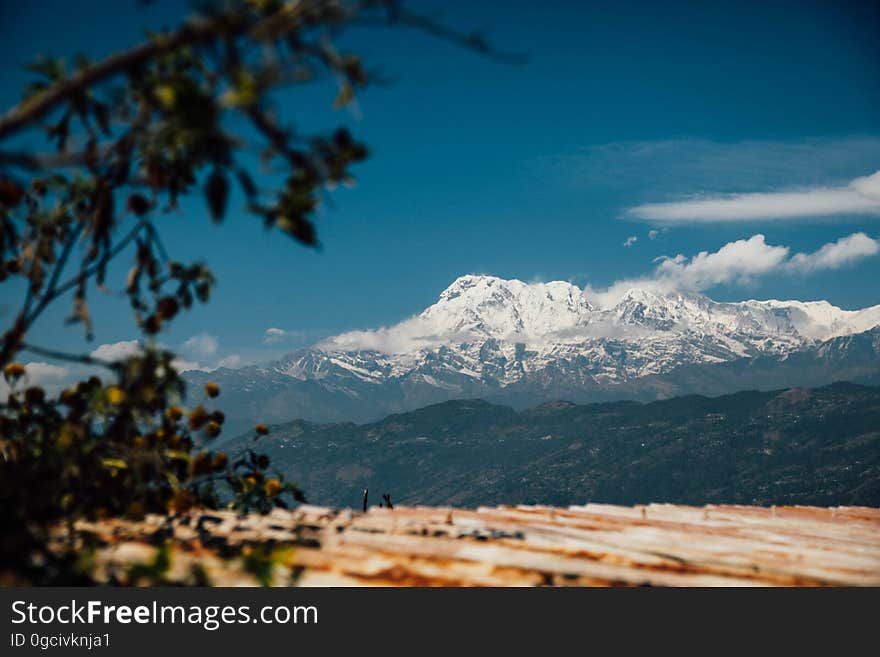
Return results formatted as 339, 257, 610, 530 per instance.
23, 222, 84, 321
0, 13, 249, 140
385, 7, 526, 65
0, 1, 522, 141
24, 220, 145, 326
0, 148, 107, 170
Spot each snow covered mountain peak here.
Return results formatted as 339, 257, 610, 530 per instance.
290, 274, 880, 395
325, 275, 880, 351
423, 275, 593, 340
617, 287, 667, 305
191, 275, 880, 427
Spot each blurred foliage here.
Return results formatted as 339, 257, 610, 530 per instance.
0, 361, 304, 582
0, 0, 507, 584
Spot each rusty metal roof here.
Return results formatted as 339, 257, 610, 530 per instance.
68, 503, 880, 586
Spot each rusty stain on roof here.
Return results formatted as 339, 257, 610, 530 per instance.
64, 503, 880, 586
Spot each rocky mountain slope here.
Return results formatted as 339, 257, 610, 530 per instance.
188, 275, 880, 429
226, 382, 880, 509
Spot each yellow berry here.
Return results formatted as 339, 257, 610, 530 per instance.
154, 84, 176, 109
106, 386, 126, 405
3, 362, 25, 379
188, 405, 208, 430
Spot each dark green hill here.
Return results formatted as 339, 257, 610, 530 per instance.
227, 382, 880, 508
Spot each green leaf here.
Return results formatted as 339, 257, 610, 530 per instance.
333, 81, 354, 110
24, 56, 65, 81
204, 169, 229, 222
235, 168, 257, 199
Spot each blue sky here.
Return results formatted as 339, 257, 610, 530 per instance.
1, 0, 880, 369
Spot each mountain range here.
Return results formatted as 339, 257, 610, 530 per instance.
225, 382, 880, 508
187, 275, 880, 433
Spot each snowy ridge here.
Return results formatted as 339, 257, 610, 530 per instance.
183, 275, 880, 427
273, 275, 880, 389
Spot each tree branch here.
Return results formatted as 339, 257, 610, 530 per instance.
0, 1, 522, 142
0, 148, 102, 170
24, 220, 144, 326
383, 7, 526, 65
23, 222, 84, 321
0, 13, 250, 140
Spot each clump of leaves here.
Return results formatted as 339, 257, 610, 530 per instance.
230, 424, 306, 513
0, 367, 303, 582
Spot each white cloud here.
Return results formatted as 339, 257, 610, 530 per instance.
181, 333, 218, 358
171, 358, 202, 373
263, 327, 287, 345
24, 362, 70, 382
628, 170, 880, 223
90, 340, 143, 362
655, 235, 789, 287
171, 354, 241, 373
320, 316, 445, 354
787, 232, 880, 272
584, 233, 879, 307
91, 339, 203, 372
623, 235, 638, 247
216, 355, 241, 369
648, 229, 659, 240
261, 327, 316, 347
90, 336, 239, 372
178, 333, 246, 370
